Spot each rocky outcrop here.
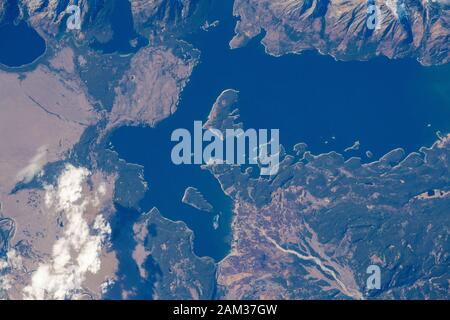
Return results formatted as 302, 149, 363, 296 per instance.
19, 0, 70, 34
15, 0, 201, 37
131, 208, 216, 299
130, 0, 201, 32
108, 42, 199, 128
231, 0, 450, 65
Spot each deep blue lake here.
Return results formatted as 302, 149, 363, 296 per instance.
0, 21, 46, 68
90, 0, 148, 54
111, 0, 450, 265
0, 0, 46, 68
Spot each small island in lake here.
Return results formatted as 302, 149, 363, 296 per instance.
182, 187, 214, 213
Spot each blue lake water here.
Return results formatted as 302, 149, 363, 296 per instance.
111, 0, 450, 266
0, 0, 46, 68
90, 0, 148, 54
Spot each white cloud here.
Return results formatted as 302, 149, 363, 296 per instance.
16, 145, 48, 184
100, 278, 114, 295
0, 259, 7, 271
23, 164, 111, 300
0, 270, 12, 292
0, 251, 20, 294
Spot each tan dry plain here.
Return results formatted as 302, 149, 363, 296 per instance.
0, 47, 115, 299
0, 59, 97, 195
